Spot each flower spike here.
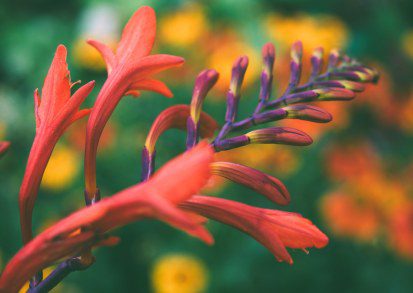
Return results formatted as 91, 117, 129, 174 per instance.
85, 6, 184, 201
19, 45, 94, 244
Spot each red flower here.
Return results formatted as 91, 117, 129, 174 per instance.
19, 45, 95, 244
0, 143, 213, 293
181, 196, 329, 264
84, 6, 184, 199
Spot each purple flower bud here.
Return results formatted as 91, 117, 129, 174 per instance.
284, 105, 332, 123
312, 80, 365, 92
310, 47, 324, 79
191, 69, 219, 123
327, 49, 340, 71
246, 127, 312, 146
258, 43, 275, 104
211, 162, 290, 205
288, 41, 303, 88
225, 56, 249, 123
314, 88, 355, 101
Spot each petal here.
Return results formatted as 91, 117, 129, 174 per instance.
125, 54, 184, 81
181, 196, 293, 263
148, 141, 214, 204
116, 6, 156, 63
129, 78, 173, 98
1, 145, 215, 292
57, 81, 95, 128
87, 39, 117, 74
39, 45, 71, 124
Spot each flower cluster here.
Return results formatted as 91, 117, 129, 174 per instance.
0, 6, 378, 293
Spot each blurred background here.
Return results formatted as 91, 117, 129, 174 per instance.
1, 0, 413, 292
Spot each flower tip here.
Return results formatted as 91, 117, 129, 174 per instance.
56, 44, 67, 55
234, 55, 249, 71
262, 42, 275, 58
312, 47, 324, 59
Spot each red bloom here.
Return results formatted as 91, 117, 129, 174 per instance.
0, 143, 213, 293
19, 45, 94, 244
181, 196, 328, 264
84, 6, 184, 199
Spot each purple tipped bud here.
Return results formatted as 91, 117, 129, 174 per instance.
327, 49, 340, 70
246, 127, 312, 146
255, 43, 276, 113
314, 87, 355, 101
284, 105, 332, 123
285, 41, 303, 92
310, 47, 324, 79
226, 56, 249, 123
343, 66, 380, 83
191, 69, 219, 123
312, 80, 365, 92
141, 146, 155, 181
0, 141, 10, 158
211, 162, 290, 205
329, 71, 367, 82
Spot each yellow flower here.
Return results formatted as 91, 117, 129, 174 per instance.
160, 5, 208, 48
41, 145, 79, 190
403, 30, 413, 60
266, 13, 349, 54
151, 254, 208, 293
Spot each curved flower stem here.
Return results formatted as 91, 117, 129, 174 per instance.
27, 258, 85, 293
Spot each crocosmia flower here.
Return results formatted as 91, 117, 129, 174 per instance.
85, 6, 184, 200
19, 45, 95, 244
182, 196, 329, 264
0, 143, 213, 293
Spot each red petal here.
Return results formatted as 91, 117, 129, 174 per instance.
125, 54, 184, 81
39, 45, 71, 124
87, 40, 117, 74
149, 142, 214, 204
129, 78, 173, 98
116, 6, 156, 63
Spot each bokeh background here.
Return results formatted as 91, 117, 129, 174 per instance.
1, 0, 413, 292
